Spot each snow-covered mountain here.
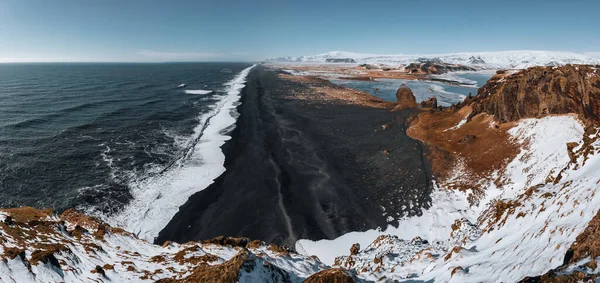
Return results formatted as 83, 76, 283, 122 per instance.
269, 50, 600, 69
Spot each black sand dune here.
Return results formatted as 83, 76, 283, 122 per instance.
156, 66, 433, 246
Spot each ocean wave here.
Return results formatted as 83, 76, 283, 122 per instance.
90, 64, 256, 241
184, 89, 213, 95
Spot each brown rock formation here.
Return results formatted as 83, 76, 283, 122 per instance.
350, 243, 360, 255
459, 134, 476, 145
408, 64, 600, 196
393, 84, 417, 110
405, 61, 476, 75
421, 96, 438, 109
469, 65, 600, 124
303, 268, 356, 283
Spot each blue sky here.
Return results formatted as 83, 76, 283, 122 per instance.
0, 0, 598, 62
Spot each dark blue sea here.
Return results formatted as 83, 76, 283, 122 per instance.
0, 62, 253, 238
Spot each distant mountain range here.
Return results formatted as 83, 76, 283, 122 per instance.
268, 50, 600, 69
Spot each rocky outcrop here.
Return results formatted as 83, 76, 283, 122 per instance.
469, 64, 600, 124
421, 96, 438, 108
468, 56, 486, 65
0, 207, 327, 282
405, 61, 476, 74
325, 58, 356, 63
350, 243, 360, 255
393, 84, 417, 110
303, 268, 356, 283
358, 63, 379, 70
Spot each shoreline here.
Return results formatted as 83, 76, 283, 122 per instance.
156, 65, 434, 246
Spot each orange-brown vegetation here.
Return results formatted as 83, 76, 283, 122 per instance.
407, 106, 519, 195
304, 268, 356, 283
0, 207, 52, 223
176, 249, 289, 283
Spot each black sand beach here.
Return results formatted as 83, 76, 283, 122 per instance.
156, 65, 433, 246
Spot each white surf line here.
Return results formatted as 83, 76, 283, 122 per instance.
184, 89, 212, 94
102, 64, 256, 242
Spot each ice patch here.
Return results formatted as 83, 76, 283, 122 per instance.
184, 89, 213, 95
99, 64, 256, 242
443, 116, 468, 132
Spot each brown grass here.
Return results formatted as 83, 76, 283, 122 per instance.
304, 268, 355, 283
0, 207, 52, 223
407, 106, 519, 194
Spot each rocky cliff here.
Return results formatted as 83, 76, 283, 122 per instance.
0, 207, 331, 282
470, 65, 600, 123
404, 61, 476, 74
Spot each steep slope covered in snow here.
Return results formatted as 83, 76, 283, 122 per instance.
0, 208, 327, 282
269, 50, 600, 69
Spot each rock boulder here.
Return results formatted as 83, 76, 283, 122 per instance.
421, 96, 438, 109
394, 84, 417, 110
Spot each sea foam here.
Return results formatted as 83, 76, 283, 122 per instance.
101, 64, 256, 241
184, 89, 212, 95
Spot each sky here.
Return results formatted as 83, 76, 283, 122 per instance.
0, 0, 599, 62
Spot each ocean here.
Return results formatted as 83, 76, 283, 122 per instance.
0, 62, 254, 239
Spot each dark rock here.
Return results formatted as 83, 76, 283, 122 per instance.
325, 58, 356, 63
459, 135, 476, 144
93, 265, 106, 277
405, 62, 476, 75
468, 56, 486, 64
359, 64, 379, 70
421, 96, 438, 109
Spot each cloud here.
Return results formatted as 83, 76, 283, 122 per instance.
137, 50, 228, 61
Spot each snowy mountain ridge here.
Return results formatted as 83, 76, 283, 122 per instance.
269, 50, 600, 69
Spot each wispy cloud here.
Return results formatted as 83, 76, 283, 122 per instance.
138, 50, 228, 61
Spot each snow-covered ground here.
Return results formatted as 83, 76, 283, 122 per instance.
270, 50, 600, 69
297, 115, 600, 282
0, 209, 326, 283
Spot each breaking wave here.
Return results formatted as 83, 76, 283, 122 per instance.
184, 89, 213, 95
87, 65, 256, 241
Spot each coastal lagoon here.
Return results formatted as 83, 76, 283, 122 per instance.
331, 71, 494, 107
